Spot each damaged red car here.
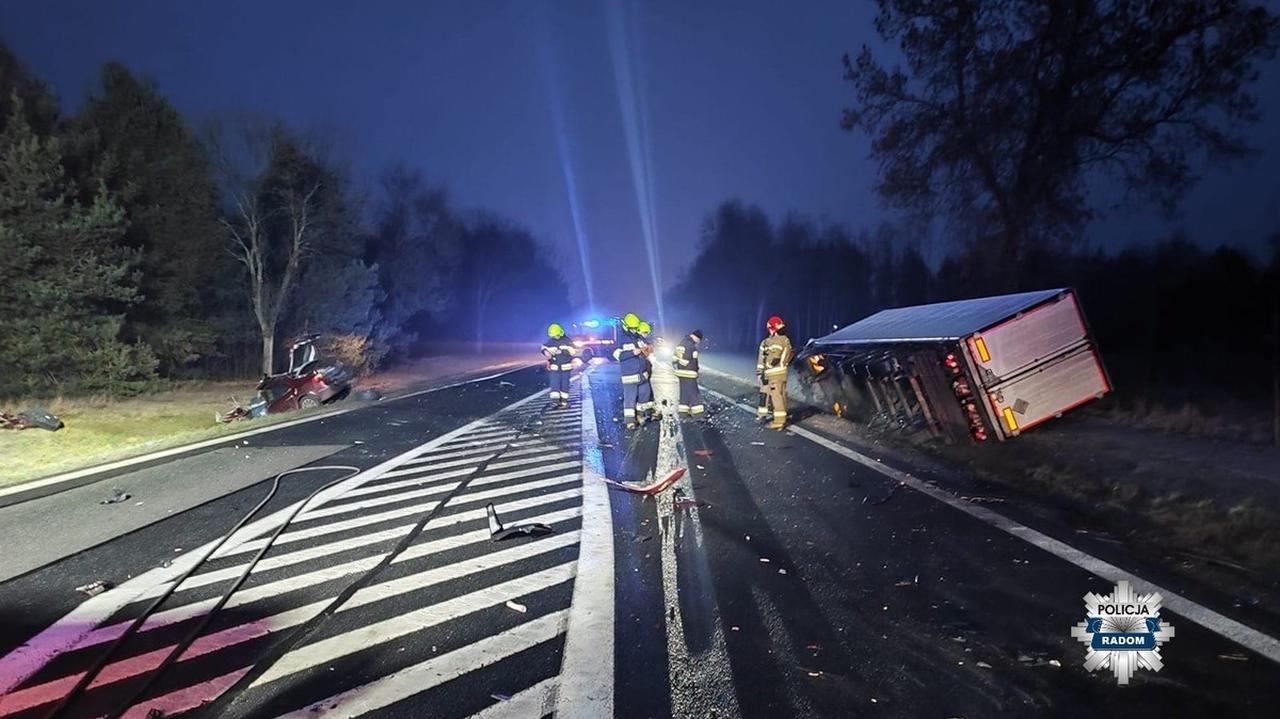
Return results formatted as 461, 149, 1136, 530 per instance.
220, 336, 353, 422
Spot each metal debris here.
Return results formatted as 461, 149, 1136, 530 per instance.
2, 408, 64, 431
505, 600, 527, 614
76, 580, 112, 597
605, 467, 687, 495
99, 489, 132, 505
486, 503, 554, 541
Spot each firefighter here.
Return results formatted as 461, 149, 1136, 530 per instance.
635, 320, 660, 423
757, 315, 792, 429
673, 329, 704, 418
612, 312, 649, 428
541, 323, 575, 408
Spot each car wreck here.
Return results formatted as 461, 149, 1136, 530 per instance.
795, 288, 1111, 443
216, 335, 353, 423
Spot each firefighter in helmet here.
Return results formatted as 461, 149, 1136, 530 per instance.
635, 320, 660, 423
757, 315, 792, 429
673, 329, 705, 418
612, 312, 649, 428
542, 323, 575, 408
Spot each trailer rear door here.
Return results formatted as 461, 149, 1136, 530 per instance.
985, 344, 1110, 438
966, 291, 1088, 385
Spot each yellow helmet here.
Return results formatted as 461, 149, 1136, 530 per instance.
637, 321, 651, 336
621, 313, 641, 330
548, 323, 565, 338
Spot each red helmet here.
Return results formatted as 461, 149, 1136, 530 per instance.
766, 315, 785, 332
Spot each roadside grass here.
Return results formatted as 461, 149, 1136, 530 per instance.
0, 352, 536, 491
951, 448, 1280, 579
0, 381, 303, 489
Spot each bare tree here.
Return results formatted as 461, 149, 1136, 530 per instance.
842, 0, 1279, 269
208, 120, 327, 375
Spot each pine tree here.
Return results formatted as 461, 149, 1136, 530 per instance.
68, 63, 226, 373
0, 97, 155, 395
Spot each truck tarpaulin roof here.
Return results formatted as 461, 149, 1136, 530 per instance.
813, 288, 1067, 346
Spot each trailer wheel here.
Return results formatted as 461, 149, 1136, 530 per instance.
298, 394, 322, 410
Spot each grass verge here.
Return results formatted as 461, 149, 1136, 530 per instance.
0, 382, 308, 489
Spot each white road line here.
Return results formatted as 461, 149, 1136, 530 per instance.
183, 524, 417, 593
340, 470, 477, 499
404, 436, 581, 466
442, 427, 521, 444
467, 676, 558, 719
357, 451, 578, 497
119, 667, 252, 719
442, 426, 523, 443
212, 499, 442, 561
253, 563, 577, 686
446, 473, 581, 509
555, 369, 615, 719
172, 484, 582, 599
0, 387, 550, 693
65, 508, 585, 656
274, 610, 569, 719
0, 536, 586, 715
705, 386, 1280, 665
295, 483, 462, 522
651, 366, 739, 717
386, 448, 526, 474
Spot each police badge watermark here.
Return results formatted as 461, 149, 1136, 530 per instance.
1071, 580, 1176, 685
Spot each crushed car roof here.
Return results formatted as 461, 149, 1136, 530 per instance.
814, 288, 1068, 346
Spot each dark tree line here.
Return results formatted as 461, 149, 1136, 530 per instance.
0, 43, 569, 396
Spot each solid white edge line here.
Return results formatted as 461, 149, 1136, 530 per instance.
556, 369, 615, 718
0, 362, 536, 500
704, 384, 1280, 665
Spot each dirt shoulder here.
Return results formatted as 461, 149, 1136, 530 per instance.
0, 348, 536, 489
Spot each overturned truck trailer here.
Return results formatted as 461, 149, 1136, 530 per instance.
795, 288, 1110, 442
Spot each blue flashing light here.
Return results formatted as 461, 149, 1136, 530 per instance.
583, 319, 601, 328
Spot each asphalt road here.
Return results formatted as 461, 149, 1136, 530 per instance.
0, 362, 1276, 718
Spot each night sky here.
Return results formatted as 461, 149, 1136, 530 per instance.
2, 0, 1277, 312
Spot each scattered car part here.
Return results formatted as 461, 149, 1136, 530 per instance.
485, 502, 554, 541
1, 408, 64, 431
99, 489, 132, 505
605, 467, 687, 495
75, 580, 112, 597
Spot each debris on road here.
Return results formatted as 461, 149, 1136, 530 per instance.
505, 600, 528, 614
76, 580, 112, 597
605, 467, 687, 495
863, 482, 904, 506
486, 503, 554, 541
751, 441, 765, 446
1, 408, 64, 431
354, 388, 383, 401
498, 380, 515, 388
99, 488, 132, 505
1218, 653, 1249, 661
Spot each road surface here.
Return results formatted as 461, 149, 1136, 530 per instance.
0, 362, 1276, 718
